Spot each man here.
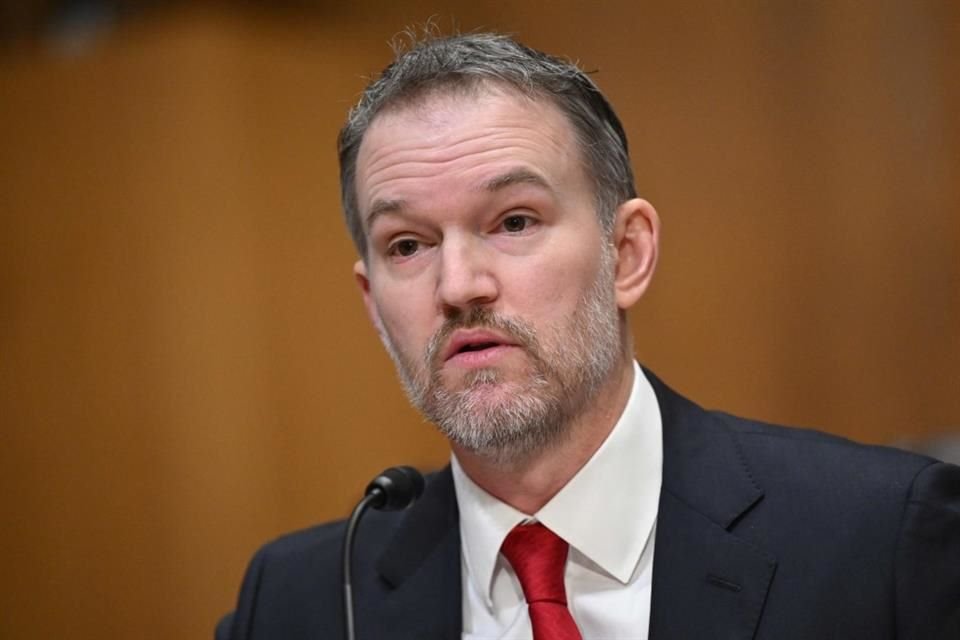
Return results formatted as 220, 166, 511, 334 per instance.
218, 33, 959, 639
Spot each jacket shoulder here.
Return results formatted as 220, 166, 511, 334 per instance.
251, 519, 347, 567
219, 469, 456, 640
716, 411, 938, 481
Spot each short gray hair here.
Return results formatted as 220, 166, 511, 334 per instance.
337, 32, 637, 258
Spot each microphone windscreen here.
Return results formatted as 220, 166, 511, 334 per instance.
365, 466, 425, 511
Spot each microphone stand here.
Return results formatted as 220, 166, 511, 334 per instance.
342, 492, 379, 640
340, 466, 424, 640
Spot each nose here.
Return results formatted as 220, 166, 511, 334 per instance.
436, 234, 499, 314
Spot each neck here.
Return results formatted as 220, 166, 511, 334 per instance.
452, 357, 635, 515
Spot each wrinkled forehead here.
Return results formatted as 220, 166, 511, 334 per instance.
354, 86, 584, 213
356, 82, 585, 180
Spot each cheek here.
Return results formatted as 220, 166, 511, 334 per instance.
370, 281, 436, 353
520, 248, 601, 313
503, 270, 586, 339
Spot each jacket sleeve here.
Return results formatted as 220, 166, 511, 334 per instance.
894, 461, 960, 639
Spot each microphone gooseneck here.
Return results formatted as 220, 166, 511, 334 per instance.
341, 466, 425, 640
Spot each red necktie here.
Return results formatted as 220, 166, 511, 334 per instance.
500, 523, 583, 640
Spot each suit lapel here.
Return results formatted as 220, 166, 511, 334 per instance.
366, 467, 462, 640
646, 371, 777, 640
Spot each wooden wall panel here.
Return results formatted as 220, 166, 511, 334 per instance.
1, 3, 957, 638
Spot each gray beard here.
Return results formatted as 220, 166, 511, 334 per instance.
377, 246, 622, 464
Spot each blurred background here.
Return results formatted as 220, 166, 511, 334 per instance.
1, 1, 958, 638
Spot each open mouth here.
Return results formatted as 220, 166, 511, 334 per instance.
443, 330, 516, 364
456, 341, 500, 354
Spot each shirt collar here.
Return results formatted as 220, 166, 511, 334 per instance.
452, 361, 663, 605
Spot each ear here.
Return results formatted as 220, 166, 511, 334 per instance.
353, 259, 382, 334
612, 198, 660, 310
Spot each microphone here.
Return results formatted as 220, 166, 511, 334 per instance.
341, 466, 424, 640
363, 466, 425, 511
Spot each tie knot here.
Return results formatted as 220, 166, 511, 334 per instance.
501, 523, 570, 605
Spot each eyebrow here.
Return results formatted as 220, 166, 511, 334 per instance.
479, 168, 552, 193
364, 198, 406, 231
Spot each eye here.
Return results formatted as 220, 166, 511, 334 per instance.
388, 238, 421, 257
500, 214, 534, 233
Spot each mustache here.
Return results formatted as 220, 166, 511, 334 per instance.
424, 308, 539, 368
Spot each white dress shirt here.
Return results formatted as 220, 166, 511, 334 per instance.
452, 362, 663, 640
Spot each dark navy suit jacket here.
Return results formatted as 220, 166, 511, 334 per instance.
217, 372, 960, 639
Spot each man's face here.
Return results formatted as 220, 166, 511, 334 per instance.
353, 88, 625, 463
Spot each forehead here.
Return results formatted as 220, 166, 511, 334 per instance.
354, 87, 587, 220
